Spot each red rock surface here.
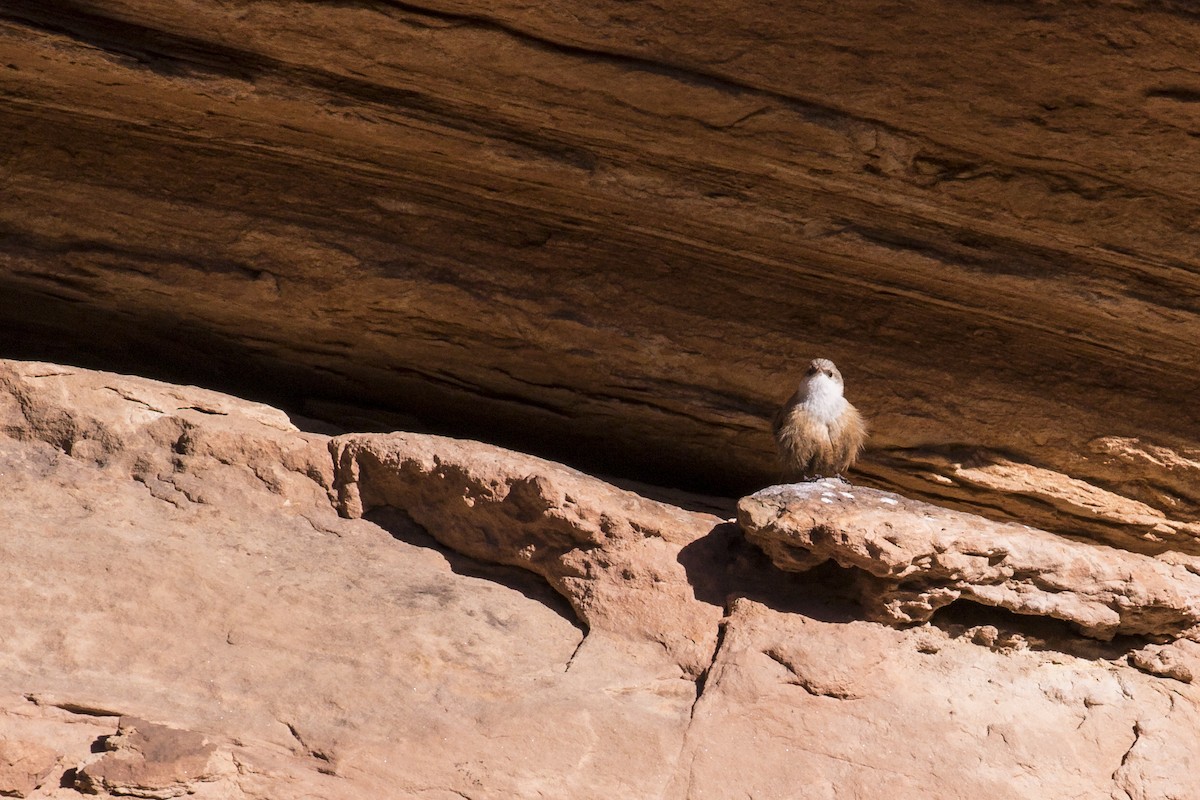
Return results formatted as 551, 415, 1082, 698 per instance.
3, 359, 1200, 798
0, 738, 58, 798
740, 480, 1200, 639
1, 1, 1198, 549
332, 431, 728, 677
74, 717, 230, 798
3, 6, 1200, 798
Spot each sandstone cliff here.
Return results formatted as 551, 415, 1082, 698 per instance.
2, 360, 1198, 799
3, 2, 1200, 797
2, 1, 1198, 548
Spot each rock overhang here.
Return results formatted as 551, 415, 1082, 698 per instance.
0, 0, 1197, 546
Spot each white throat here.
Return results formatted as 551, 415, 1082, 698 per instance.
802, 374, 847, 422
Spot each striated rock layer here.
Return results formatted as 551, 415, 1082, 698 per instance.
1, 2, 1199, 547
3, 358, 1200, 798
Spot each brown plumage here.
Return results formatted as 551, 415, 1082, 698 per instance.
772, 358, 867, 480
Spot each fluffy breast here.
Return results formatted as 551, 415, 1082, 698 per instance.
801, 375, 847, 423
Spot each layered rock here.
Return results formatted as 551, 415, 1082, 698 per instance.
739, 481, 1200, 640
74, 717, 233, 799
1, 1, 1198, 547
4, 359, 1200, 798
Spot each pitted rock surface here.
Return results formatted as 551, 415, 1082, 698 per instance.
739, 480, 1200, 640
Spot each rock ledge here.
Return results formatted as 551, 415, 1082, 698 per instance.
739, 480, 1200, 641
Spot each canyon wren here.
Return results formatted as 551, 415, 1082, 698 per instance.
772, 358, 867, 481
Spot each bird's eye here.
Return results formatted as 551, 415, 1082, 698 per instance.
825, 370, 833, 377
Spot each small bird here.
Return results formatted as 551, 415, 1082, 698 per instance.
773, 357, 867, 481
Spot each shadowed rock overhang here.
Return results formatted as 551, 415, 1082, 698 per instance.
1, 1, 1198, 547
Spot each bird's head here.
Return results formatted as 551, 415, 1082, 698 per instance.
802, 358, 843, 389
799, 358, 846, 414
